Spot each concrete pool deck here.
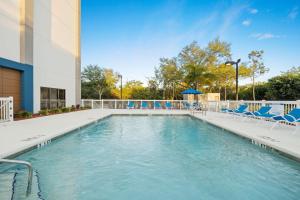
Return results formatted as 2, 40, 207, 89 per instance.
0, 109, 299, 160
192, 112, 300, 160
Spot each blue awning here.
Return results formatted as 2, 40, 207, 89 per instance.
181, 88, 202, 94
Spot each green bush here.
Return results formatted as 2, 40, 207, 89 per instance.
15, 111, 32, 118
49, 108, 61, 114
14, 111, 23, 118
39, 109, 49, 116
80, 106, 91, 110
61, 107, 71, 113
22, 111, 32, 118
71, 105, 76, 112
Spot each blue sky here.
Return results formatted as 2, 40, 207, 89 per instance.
82, 0, 300, 84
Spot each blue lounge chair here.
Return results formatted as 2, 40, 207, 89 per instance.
154, 101, 162, 109
225, 104, 248, 114
271, 108, 300, 128
141, 101, 148, 109
243, 106, 272, 118
183, 102, 191, 109
127, 101, 135, 109
192, 102, 202, 111
165, 102, 172, 109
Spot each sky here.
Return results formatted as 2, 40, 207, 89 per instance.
81, 0, 300, 85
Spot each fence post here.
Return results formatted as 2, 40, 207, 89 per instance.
297, 100, 300, 108
115, 100, 117, 109
91, 99, 94, 109
9, 97, 13, 121
101, 100, 104, 109
262, 100, 266, 107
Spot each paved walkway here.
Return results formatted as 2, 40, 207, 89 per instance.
0, 109, 299, 160
192, 112, 300, 160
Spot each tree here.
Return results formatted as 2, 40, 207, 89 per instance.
178, 41, 214, 91
155, 57, 182, 99
248, 50, 269, 100
81, 65, 119, 99
282, 66, 300, 74
206, 38, 232, 99
122, 80, 144, 99
103, 69, 119, 98
147, 78, 163, 99
81, 65, 107, 99
266, 68, 300, 100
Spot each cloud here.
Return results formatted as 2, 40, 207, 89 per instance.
242, 19, 251, 26
288, 6, 298, 20
218, 4, 248, 36
250, 33, 281, 40
249, 8, 258, 14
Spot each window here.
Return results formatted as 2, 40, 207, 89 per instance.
40, 87, 65, 110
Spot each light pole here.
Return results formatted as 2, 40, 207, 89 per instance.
225, 59, 241, 101
118, 74, 123, 99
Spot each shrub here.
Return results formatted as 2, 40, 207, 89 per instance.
76, 104, 80, 109
61, 107, 71, 113
22, 111, 33, 118
14, 111, 32, 118
71, 105, 76, 112
49, 108, 61, 114
14, 111, 24, 118
39, 109, 49, 116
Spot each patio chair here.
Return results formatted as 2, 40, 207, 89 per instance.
225, 104, 248, 114
127, 101, 135, 109
141, 101, 148, 109
154, 101, 162, 109
183, 102, 191, 110
243, 106, 272, 118
165, 102, 172, 109
192, 102, 202, 111
271, 108, 300, 128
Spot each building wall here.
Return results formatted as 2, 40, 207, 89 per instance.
0, 0, 81, 113
33, 0, 80, 112
0, 0, 20, 62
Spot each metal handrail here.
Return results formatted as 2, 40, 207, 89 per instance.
0, 158, 33, 196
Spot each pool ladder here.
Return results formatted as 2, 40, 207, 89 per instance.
0, 158, 33, 196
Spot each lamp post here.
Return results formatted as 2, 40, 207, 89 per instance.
118, 74, 123, 99
225, 59, 241, 101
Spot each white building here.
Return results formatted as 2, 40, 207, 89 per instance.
0, 0, 81, 113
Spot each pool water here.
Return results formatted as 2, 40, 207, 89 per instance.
0, 115, 300, 200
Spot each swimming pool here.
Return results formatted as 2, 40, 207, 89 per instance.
0, 115, 300, 200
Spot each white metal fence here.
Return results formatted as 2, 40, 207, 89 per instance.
206, 100, 300, 115
0, 97, 14, 122
81, 99, 189, 110
82, 99, 300, 115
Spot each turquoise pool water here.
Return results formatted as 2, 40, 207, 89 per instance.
0, 115, 300, 200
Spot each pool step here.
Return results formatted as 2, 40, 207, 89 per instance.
0, 169, 42, 200
12, 170, 42, 200
0, 172, 16, 200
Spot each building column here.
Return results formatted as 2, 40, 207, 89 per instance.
19, 0, 34, 112
75, 0, 81, 105
20, 0, 34, 65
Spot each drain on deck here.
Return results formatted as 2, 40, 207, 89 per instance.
21, 134, 46, 142
259, 135, 280, 142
